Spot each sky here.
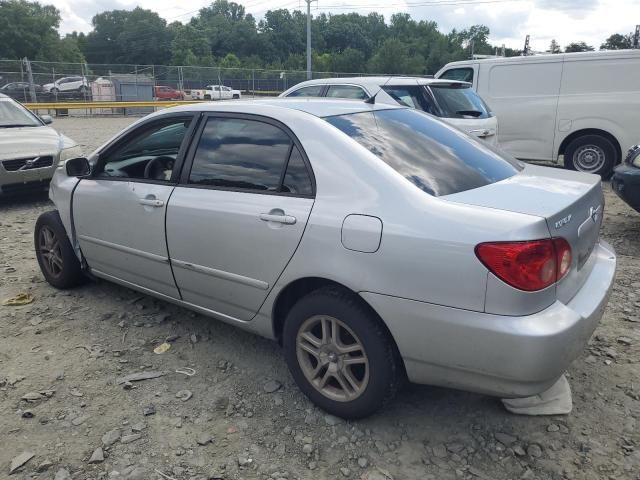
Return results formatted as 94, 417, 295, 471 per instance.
57, 0, 640, 52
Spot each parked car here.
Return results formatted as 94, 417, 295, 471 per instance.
0, 93, 80, 195
436, 49, 640, 177
42, 76, 89, 94
281, 77, 498, 145
154, 85, 185, 101
612, 145, 640, 213
36, 99, 616, 418
191, 85, 241, 100
0, 82, 43, 102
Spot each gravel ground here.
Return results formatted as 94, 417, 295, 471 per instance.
1, 116, 639, 480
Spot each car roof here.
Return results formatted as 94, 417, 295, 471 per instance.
164, 97, 404, 119
287, 76, 469, 90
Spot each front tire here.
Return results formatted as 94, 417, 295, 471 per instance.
283, 286, 401, 419
565, 134, 617, 177
34, 211, 85, 289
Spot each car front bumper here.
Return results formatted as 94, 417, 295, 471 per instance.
612, 163, 640, 213
0, 160, 58, 194
361, 241, 616, 398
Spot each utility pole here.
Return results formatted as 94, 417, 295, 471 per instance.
23, 58, 37, 102
305, 0, 317, 80
634, 25, 640, 49
523, 35, 530, 56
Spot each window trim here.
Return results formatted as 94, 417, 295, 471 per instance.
439, 67, 476, 85
88, 112, 201, 186
179, 112, 316, 198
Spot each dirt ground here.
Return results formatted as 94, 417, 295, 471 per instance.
1, 116, 638, 480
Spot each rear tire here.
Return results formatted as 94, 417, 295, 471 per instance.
283, 286, 401, 419
233, 94, 240, 99
565, 134, 617, 178
34, 210, 85, 289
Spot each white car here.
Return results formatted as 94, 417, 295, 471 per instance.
436, 49, 640, 176
280, 77, 498, 146
191, 85, 242, 101
43, 76, 89, 94
0, 93, 80, 194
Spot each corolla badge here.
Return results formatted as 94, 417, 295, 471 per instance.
555, 214, 572, 229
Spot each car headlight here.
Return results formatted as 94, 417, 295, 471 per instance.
58, 145, 83, 167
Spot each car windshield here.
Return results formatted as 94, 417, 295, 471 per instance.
0, 99, 42, 127
325, 108, 522, 197
428, 83, 492, 119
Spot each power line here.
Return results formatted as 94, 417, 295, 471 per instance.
306, 0, 525, 10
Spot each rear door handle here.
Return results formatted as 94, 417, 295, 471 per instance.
139, 198, 165, 207
260, 213, 297, 225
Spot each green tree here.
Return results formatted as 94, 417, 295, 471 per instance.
331, 48, 366, 73
548, 39, 562, 54
600, 33, 633, 50
564, 41, 595, 53
0, 0, 60, 59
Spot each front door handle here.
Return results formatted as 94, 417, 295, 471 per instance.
260, 213, 296, 225
139, 198, 165, 207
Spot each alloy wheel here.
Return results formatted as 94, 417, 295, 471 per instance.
39, 226, 63, 278
296, 315, 369, 402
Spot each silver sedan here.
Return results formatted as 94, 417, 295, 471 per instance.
35, 99, 616, 418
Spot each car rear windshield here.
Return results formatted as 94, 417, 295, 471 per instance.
325, 108, 522, 197
0, 99, 41, 127
428, 83, 492, 119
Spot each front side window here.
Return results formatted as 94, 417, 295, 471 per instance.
189, 117, 312, 195
325, 109, 521, 197
382, 85, 436, 114
286, 85, 324, 98
0, 99, 42, 127
429, 84, 492, 119
325, 85, 368, 100
95, 117, 192, 181
439, 67, 474, 83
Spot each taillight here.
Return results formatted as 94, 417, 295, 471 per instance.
475, 238, 572, 292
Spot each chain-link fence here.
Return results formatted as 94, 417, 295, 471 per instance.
0, 58, 397, 106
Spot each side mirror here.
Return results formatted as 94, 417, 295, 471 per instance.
40, 114, 53, 125
65, 157, 91, 177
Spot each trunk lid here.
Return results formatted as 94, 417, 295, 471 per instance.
444, 164, 604, 303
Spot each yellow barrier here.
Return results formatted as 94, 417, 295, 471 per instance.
24, 100, 204, 110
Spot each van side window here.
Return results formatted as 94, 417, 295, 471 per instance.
326, 85, 368, 99
440, 68, 474, 83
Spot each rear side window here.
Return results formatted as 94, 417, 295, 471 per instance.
326, 85, 368, 99
325, 109, 521, 197
189, 117, 314, 196
429, 84, 492, 119
382, 85, 437, 114
286, 85, 324, 97
439, 67, 474, 83
282, 146, 313, 195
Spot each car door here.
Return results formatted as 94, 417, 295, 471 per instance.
166, 114, 315, 321
73, 114, 198, 298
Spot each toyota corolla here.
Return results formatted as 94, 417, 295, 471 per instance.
34, 99, 616, 418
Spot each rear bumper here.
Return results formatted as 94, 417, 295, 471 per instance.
612, 164, 640, 213
361, 241, 616, 398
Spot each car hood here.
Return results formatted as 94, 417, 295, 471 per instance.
0, 126, 75, 160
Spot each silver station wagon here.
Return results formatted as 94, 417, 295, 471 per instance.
35, 99, 616, 418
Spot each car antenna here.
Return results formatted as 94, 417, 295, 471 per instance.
365, 76, 394, 104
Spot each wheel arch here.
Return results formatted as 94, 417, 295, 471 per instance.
271, 277, 405, 373
558, 128, 622, 165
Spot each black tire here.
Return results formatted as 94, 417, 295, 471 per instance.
233, 94, 240, 99
50, 87, 59, 95
283, 286, 402, 419
565, 134, 618, 178
204, 94, 211, 100
34, 210, 85, 289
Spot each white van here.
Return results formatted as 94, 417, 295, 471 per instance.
436, 50, 640, 176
